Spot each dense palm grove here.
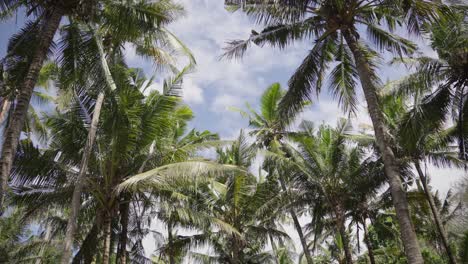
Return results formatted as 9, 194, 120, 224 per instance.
0, 0, 467, 263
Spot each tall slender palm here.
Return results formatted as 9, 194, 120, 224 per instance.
0, 0, 94, 211
233, 83, 314, 263
40, 2, 193, 261
9, 66, 215, 263
351, 85, 464, 263
268, 120, 386, 264
0, 0, 192, 213
392, 6, 468, 160
382, 88, 463, 263
222, 1, 448, 262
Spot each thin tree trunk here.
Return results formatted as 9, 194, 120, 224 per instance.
335, 206, 353, 264
0, 8, 63, 213
414, 161, 457, 264
343, 31, 423, 264
91, 25, 118, 92
311, 209, 319, 254
279, 177, 314, 264
269, 232, 280, 264
458, 87, 466, 160
167, 221, 175, 264
232, 235, 241, 264
117, 199, 130, 264
0, 99, 10, 124
60, 91, 105, 263
339, 224, 353, 264
356, 222, 360, 253
102, 214, 112, 264
362, 220, 376, 264
61, 27, 116, 264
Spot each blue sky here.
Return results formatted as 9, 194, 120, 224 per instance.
1, 0, 466, 259
130, 0, 464, 197
0, 0, 464, 212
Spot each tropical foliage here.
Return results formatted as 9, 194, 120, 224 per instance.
0, 0, 467, 263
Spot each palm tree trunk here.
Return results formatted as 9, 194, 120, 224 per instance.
279, 177, 314, 264
335, 206, 353, 264
356, 223, 360, 253
269, 232, 280, 264
117, 199, 130, 264
61, 27, 116, 264
167, 221, 175, 264
343, 31, 423, 264
0, 99, 10, 124
60, 92, 105, 263
91, 25, 118, 92
0, 8, 63, 213
311, 210, 319, 254
340, 224, 353, 264
414, 161, 457, 264
362, 220, 376, 264
102, 214, 112, 264
458, 87, 466, 160
232, 235, 241, 264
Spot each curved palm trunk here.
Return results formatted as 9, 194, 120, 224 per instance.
362, 220, 376, 264
279, 177, 314, 264
343, 31, 423, 264
60, 91, 105, 263
102, 214, 112, 264
0, 9, 63, 213
117, 199, 130, 264
61, 28, 117, 264
414, 161, 457, 264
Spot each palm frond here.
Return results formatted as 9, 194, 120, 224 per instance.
118, 161, 246, 193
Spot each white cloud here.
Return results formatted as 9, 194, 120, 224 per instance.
426, 164, 466, 196
182, 78, 204, 104
211, 93, 243, 112
168, 0, 309, 117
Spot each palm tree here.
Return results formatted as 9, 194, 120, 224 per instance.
0, 0, 192, 213
351, 84, 465, 263
392, 6, 468, 160
382, 88, 463, 263
52, 2, 192, 261
191, 132, 290, 264
233, 83, 314, 263
120, 131, 291, 263
222, 1, 449, 262
9, 65, 210, 263
0, 0, 91, 211
268, 120, 386, 264
0, 60, 56, 144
